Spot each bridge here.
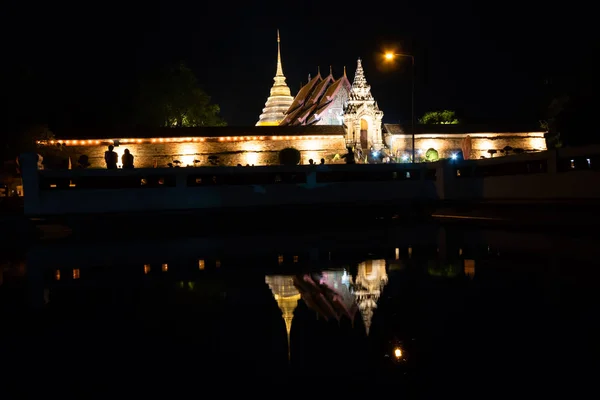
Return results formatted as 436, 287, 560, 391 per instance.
18, 144, 600, 218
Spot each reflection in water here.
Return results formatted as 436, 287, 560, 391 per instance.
267, 259, 390, 360
354, 259, 388, 335
3, 223, 595, 388
264, 275, 301, 361
464, 259, 475, 279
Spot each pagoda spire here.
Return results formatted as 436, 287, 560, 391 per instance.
349, 58, 375, 101
276, 29, 284, 77
265, 275, 301, 363
256, 30, 295, 126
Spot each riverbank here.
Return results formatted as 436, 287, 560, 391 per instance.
3, 200, 600, 244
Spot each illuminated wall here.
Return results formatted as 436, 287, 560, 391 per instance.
39, 136, 348, 168
389, 132, 547, 160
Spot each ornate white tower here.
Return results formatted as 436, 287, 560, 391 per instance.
256, 30, 295, 126
344, 58, 384, 151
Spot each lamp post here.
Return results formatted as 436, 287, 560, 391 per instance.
384, 52, 415, 163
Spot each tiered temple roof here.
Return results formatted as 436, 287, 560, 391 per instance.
279, 67, 351, 126
256, 30, 295, 126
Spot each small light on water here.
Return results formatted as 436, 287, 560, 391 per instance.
143, 264, 150, 274
408, 246, 412, 258
72, 268, 80, 280
394, 347, 403, 359
161, 263, 168, 272
198, 260, 205, 270
55, 270, 61, 281
395, 247, 400, 260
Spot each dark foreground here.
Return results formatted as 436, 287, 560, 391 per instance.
1, 210, 598, 395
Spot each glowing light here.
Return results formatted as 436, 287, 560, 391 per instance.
144, 264, 150, 274
394, 347, 403, 358
244, 152, 259, 165
395, 247, 400, 260
72, 268, 80, 279
161, 263, 168, 272
198, 260, 205, 270
385, 52, 395, 61
451, 153, 458, 160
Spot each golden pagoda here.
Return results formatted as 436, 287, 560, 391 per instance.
265, 274, 301, 362
353, 259, 389, 335
256, 30, 295, 126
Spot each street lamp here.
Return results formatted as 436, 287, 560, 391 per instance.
384, 51, 415, 163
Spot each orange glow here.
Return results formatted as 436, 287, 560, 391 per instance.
278, 255, 284, 265
464, 259, 475, 278
215, 260, 221, 268
144, 264, 150, 274
394, 347, 402, 358
161, 263, 168, 272
198, 260, 205, 270
72, 268, 80, 279
385, 52, 395, 60
55, 270, 61, 281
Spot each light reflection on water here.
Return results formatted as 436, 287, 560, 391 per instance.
0, 224, 597, 389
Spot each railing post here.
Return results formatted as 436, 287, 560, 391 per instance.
175, 169, 187, 190
20, 152, 42, 216
435, 159, 453, 201
548, 148, 558, 174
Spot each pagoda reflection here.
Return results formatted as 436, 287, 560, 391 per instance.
353, 259, 388, 335
266, 261, 389, 359
265, 275, 301, 361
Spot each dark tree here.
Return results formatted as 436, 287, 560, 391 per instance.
134, 62, 226, 128
279, 147, 301, 166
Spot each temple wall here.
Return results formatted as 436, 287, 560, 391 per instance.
389, 133, 547, 160
38, 137, 349, 168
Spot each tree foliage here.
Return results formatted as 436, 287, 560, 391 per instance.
425, 148, 439, 162
419, 110, 459, 124
278, 147, 301, 166
134, 62, 226, 128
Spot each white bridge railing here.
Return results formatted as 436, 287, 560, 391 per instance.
19, 144, 600, 216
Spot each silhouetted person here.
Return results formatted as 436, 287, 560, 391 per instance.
308, 159, 314, 165
320, 158, 325, 165
342, 146, 356, 164
104, 145, 118, 169
122, 148, 134, 169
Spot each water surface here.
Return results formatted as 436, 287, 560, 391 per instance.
0, 222, 597, 393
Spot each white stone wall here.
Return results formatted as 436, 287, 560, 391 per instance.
38, 137, 349, 168
390, 133, 547, 160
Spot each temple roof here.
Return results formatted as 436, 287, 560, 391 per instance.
280, 71, 351, 126
52, 125, 347, 140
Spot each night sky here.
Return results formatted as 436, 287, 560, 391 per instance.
3, 0, 593, 129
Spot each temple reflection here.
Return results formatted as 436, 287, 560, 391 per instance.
266, 259, 390, 361
264, 275, 301, 361
354, 259, 388, 335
